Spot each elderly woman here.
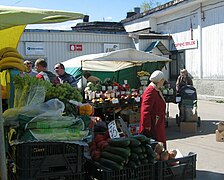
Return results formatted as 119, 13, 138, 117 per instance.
176, 69, 193, 93
138, 70, 167, 148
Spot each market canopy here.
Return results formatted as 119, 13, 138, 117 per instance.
62, 48, 172, 73
0, 5, 84, 49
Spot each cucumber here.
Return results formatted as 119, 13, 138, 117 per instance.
136, 160, 141, 166
129, 152, 139, 161
104, 146, 131, 159
99, 158, 123, 170
127, 160, 137, 169
131, 147, 142, 154
108, 138, 130, 147
101, 151, 126, 164
127, 137, 141, 147
141, 145, 146, 153
138, 154, 145, 160
132, 134, 147, 142
145, 144, 155, 157
141, 159, 149, 165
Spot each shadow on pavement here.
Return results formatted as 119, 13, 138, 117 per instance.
196, 170, 224, 180
166, 118, 221, 140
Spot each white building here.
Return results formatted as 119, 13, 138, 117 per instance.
18, 26, 134, 73
122, 0, 224, 100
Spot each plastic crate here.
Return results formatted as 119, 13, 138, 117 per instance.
85, 159, 155, 180
8, 170, 85, 180
155, 152, 197, 180
9, 141, 85, 180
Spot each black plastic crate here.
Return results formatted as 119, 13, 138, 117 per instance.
9, 141, 85, 180
155, 152, 197, 180
8, 170, 85, 180
85, 159, 155, 180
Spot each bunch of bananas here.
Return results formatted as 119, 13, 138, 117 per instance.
137, 71, 150, 77
0, 47, 27, 72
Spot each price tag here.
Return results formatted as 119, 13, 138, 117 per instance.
112, 98, 119, 104
108, 120, 120, 139
135, 97, 140, 102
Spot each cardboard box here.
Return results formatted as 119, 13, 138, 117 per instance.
216, 129, 224, 142
121, 111, 140, 124
180, 122, 197, 133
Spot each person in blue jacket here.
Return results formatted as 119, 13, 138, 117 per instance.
54, 63, 78, 87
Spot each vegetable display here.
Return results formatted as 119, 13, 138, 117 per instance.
45, 82, 83, 116
13, 75, 52, 108
88, 133, 156, 170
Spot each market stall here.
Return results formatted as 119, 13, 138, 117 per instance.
0, 6, 84, 179
62, 48, 172, 88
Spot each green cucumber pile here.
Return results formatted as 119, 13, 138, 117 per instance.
89, 133, 156, 170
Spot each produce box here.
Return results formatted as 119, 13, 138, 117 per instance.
8, 141, 86, 180
155, 152, 197, 180
120, 111, 140, 124
85, 159, 155, 180
180, 122, 197, 133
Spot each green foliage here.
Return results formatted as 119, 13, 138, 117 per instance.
13, 75, 52, 108
140, 0, 167, 12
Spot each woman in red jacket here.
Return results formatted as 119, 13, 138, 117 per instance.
139, 70, 167, 148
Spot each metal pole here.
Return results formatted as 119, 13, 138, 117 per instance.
0, 78, 8, 179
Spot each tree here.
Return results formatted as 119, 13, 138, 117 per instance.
140, 0, 167, 12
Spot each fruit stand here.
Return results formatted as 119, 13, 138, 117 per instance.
0, 6, 85, 179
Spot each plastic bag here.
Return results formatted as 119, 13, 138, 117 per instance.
26, 87, 46, 106
24, 115, 88, 141
3, 98, 65, 126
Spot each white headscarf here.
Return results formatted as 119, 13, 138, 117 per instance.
149, 70, 164, 83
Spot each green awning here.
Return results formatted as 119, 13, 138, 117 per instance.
145, 41, 171, 55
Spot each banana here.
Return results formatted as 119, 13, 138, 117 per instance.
0, 57, 23, 66
2, 51, 23, 60
0, 62, 27, 72
0, 47, 18, 58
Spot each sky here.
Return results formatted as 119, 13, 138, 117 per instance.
1, 0, 170, 30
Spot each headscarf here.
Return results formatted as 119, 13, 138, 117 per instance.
149, 70, 164, 83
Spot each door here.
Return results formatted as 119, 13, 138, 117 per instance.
170, 50, 185, 80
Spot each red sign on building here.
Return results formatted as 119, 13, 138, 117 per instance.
70, 44, 83, 51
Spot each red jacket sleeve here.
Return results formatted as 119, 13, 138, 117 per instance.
140, 86, 156, 129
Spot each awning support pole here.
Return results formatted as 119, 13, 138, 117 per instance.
0, 78, 8, 180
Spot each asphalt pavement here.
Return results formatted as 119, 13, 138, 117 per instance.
166, 99, 224, 180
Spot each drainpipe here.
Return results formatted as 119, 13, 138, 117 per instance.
198, 3, 203, 79
0, 80, 7, 180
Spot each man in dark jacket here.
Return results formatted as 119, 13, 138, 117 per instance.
54, 63, 78, 87
35, 58, 60, 84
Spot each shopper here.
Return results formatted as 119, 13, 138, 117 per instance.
176, 69, 193, 93
35, 58, 59, 84
54, 63, 78, 87
138, 70, 167, 148
83, 71, 101, 84
23, 60, 38, 77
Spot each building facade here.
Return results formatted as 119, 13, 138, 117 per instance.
17, 0, 224, 100
122, 0, 224, 100
18, 28, 134, 72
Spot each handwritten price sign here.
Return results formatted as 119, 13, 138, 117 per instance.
108, 120, 120, 139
